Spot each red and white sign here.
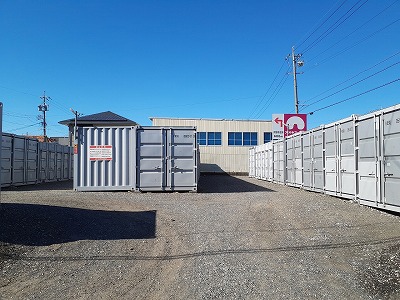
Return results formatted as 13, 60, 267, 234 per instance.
272, 113, 307, 140
89, 145, 113, 161
284, 114, 307, 137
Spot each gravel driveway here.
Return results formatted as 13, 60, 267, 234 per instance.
1, 175, 399, 299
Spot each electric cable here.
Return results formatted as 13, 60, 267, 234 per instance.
308, 78, 400, 115
302, 0, 369, 54
301, 50, 400, 107
306, 0, 399, 63
248, 59, 287, 119
301, 60, 400, 110
296, 0, 348, 51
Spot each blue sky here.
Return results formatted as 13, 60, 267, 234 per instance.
1, 0, 399, 136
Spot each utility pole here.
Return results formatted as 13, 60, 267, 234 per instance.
70, 108, 80, 146
290, 46, 304, 114
38, 91, 50, 141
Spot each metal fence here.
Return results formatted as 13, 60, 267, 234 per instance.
249, 104, 400, 213
1, 133, 73, 188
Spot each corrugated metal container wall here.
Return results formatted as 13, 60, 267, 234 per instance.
136, 126, 198, 192
1, 133, 13, 187
74, 127, 135, 191
266, 142, 273, 181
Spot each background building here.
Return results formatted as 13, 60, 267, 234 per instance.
150, 117, 272, 174
59, 111, 137, 146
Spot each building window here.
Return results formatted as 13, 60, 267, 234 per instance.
228, 132, 257, 146
207, 132, 221, 145
198, 132, 222, 146
264, 132, 272, 143
243, 132, 257, 145
198, 132, 206, 145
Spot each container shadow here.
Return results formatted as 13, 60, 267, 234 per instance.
198, 174, 274, 193
2, 180, 73, 191
0, 203, 156, 246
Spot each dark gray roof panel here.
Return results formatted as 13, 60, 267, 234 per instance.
59, 111, 137, 125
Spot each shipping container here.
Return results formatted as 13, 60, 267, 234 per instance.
249, 103, 400, 213
74, 126, 198, 192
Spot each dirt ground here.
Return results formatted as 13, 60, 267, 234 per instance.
1, 175, 399, 299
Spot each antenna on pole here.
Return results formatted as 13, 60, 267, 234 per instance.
38, 91, 50, 142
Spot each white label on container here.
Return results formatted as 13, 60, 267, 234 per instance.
89, 145, 112, 161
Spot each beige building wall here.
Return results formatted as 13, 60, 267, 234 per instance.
150, 117, 272, 174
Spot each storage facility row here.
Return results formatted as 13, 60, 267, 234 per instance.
249, 104, 400, 213
1, 133, 73, 187
75, 126, 199, 192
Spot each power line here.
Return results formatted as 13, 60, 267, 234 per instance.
306, 0, 400, 63
302, 0, 369, 54
305, 17, 400, 72
302, 50, 400, 107
302, 61, 400, 110
7, 122, 42, 132
254, 67, 291, 119
296, 0, 349, 51
248, 60, 286, 119
308, 78, 400, 115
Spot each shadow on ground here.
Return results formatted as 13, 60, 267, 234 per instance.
198, 174, 274, 193
0, 203, 156, 246
2, 180, 73, 191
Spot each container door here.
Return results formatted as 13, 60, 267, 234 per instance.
56, 144, 63, 180
312, 129, 324, 191
38, 143, 48, 182
26, 139, 38, 184
324, 125, 338, 194
338, 120, 356, 197
166, 128, 197, 191
358, 116, 380, 202
12, 136, 26, 185
267, 143, 273, 181
137, 128, 166, 190
285, 138, 294, 184
294, 136, 302, 186
1, 134, 13, 187
303, 133, 312, 189
47, 143, 57, 181
382, 110, 400, 208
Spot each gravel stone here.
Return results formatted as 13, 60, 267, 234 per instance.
1, 175, 399, 299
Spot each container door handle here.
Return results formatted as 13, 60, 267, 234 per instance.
368, 173, 375, 176
385, 173, 393, 177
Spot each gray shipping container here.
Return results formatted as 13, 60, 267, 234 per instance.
74, 126, 198, 192
249, 103, 400, 213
